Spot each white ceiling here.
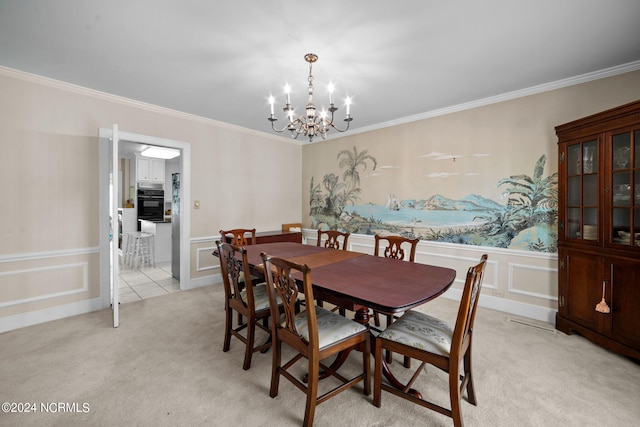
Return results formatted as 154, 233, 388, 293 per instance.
2, 0, 640, 140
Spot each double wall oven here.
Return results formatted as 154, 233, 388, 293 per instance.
137, 186, 164, 227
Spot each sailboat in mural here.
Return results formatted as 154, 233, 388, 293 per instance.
385, 193, 402, 211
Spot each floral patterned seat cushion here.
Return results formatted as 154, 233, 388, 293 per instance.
377, 310, 453, 357
293, 306, 368, 350
240, 283, 272, 311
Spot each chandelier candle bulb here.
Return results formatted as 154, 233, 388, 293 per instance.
267, 53, 352, 142
284, 85, 291, 105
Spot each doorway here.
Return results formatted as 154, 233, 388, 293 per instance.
98, 128, 191, 325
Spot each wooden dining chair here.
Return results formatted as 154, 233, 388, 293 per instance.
216, 241, 279, 370
316, 229, 350, 313
261, 252, 370, 427
220, 228, 256, 246
316, 229, 350, 250
372, 234, 420, 327
373, 254, 488, 427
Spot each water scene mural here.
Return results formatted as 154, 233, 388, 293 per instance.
309, 146, 558, 252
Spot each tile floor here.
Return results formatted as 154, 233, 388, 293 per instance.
116, 259, 181, 303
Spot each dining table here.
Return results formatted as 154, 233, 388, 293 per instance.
237, 241, 457, 396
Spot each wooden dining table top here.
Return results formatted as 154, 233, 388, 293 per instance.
242, 241, 457, 314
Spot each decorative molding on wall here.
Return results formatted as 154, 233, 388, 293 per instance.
508, 262, 558, 301
326, 60, 640, 139
0, 246, 99, 264
196, 246, 218, 273
0, 65, 295, 144
0, 262, 89, 308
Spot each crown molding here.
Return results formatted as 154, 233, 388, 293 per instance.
0, 65, 294, 143
331, 60, 640, 139
3, 60, 639, 144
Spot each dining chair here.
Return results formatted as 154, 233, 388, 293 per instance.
220, 228, 256, 246
372, 234, 420, 327
315, 229, 351, 314
261, 252, 370, 427
216, 241, 280, 370
373, 254, 488, 427
316, 229, 350, 250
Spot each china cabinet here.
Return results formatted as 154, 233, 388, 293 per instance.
556, 100, 640, 360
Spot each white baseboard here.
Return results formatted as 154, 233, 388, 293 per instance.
442, 288, 556, 324
0, 297, 107, 334
184, 274, 219, 290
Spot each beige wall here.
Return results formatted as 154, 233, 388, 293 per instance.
301, 69, 640, 322
0, 68, 302, 331
2, 66, 639, 331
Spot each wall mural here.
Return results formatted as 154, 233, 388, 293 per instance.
309, 146, 558, 252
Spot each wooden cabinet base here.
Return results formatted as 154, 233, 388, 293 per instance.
255, 230, 302, 244
556, 313, 640, 361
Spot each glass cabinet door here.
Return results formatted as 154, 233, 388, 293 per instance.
565, 139, 599, 240
610, 130, 639, 247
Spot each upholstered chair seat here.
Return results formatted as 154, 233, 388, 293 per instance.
377, 310, 453, 357
293, 306, 369, 350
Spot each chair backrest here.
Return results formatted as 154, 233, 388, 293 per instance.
261, 253, 319, 349
282, 223, 302, 232
216, 240, 255, 308
220, 228, 256, 246
374, 235, 419, 262
316, 229, 350, 250
451, 254, 488, 358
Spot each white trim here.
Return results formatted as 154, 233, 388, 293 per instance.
187, 275, 219, 290
0, 247, 99, 263
0, 297, 105, 334
98, 128, 192, 299
0, 262, 89, 308
0, 65, 295, 144
508, 262, 559, 301
3, 60, 639, 144
196, 246, 217, 273
323, 60, 640, 140
442, 288, 556, 324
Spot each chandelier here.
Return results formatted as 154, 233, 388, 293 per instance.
268, 53, 352, 142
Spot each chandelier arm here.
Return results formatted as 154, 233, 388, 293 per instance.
269, 119, 292, 133
325, 117, 353, 133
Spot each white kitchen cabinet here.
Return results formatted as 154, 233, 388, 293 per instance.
136, 157, 165, 183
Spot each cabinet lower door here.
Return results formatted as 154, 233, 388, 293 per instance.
561, 250, 603, 333
608, 257, 640, 349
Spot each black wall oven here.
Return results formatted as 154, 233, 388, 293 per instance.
137, 188, 164, 226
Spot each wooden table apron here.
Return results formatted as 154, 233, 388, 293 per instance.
243, 241, 456, 315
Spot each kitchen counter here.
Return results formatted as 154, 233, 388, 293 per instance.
140, 219, 171, 263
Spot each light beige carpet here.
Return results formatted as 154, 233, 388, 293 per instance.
1, 284, 639, 426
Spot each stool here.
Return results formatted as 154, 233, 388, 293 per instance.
124, 232, 155, 268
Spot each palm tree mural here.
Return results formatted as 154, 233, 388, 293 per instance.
309, 147, 557, 252
496, 154, 558, 232
321, 173, 344, 216
309, 146, 377, 229
337, 146, 377, 209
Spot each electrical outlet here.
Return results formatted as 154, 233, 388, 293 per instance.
194, 200, 200, 209
492, 289, 504, 297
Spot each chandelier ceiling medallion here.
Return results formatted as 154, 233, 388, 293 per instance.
268, 53, 352, 142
